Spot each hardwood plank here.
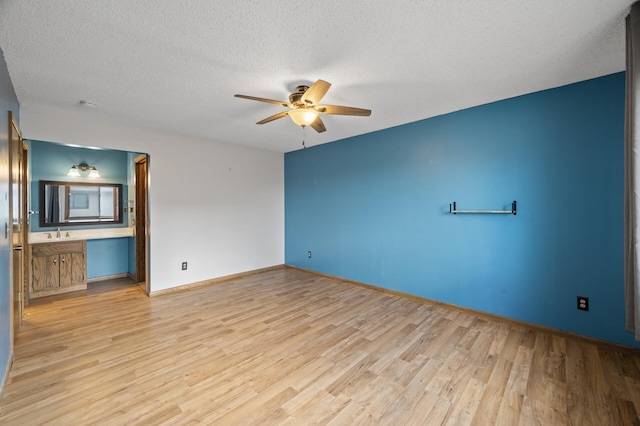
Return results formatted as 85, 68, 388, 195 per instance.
0, 269, 638, 424
471, 357, 513, 424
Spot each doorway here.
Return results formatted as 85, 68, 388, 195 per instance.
26, 140, 149, 298
134, 154, 148, 293
8, 111, 28, 342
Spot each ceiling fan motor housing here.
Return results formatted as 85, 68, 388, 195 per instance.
289, 85, 309, 106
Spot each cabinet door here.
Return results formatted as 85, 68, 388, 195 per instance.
32, 255, 47, 292
59, 253, 72, 287
45, 255, 60, 289
70, 252, 85, 286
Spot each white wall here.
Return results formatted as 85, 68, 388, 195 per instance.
20, 104, 284, 292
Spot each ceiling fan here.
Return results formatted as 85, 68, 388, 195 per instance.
234, 79, 371, 133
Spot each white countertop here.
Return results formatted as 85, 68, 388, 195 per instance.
29, 227, 134, 244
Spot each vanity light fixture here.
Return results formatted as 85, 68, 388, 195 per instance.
68, 162, 100, 178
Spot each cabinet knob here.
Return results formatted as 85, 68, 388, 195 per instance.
61, 256, 65, 263
53, 258, 57, 264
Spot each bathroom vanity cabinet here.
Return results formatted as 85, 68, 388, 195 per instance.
30, 240, 87, 299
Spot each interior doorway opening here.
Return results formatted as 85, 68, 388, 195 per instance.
24, 140, 150, 301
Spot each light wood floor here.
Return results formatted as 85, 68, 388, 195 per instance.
1, 267, 640, 425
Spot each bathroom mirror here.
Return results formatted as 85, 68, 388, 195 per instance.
39, 180, 123, 227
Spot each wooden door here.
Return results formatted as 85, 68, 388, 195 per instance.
21, 144, 29, 303
8, 111, 26, 335
134, 155, 147, 286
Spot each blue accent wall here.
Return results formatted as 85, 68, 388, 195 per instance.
285, 73, 635, 347
87, 238, 130, 279
0, 47, 19, 384
126, 152, 139, 277
128, 236, 136, 277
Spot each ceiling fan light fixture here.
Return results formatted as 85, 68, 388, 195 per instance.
288, 108, 318, 126
235, 79, 370, 134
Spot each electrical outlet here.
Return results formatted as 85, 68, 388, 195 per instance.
307, 251, 312, 258
577, 296, 589, 311
182, 262, 188, 271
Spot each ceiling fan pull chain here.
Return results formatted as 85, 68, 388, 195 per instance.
302, 125, 307, 149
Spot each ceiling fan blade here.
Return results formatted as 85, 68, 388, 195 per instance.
256, 111, 289, 124
317, 104, 371, 116
310, 116, 327, 133
235, 94, 291, 108
301, 80, 331, 105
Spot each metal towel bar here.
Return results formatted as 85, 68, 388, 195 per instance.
449, 200, 517, 215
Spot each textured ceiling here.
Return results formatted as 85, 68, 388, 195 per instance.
0, 0, 634, 153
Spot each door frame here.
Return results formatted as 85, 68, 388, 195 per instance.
134, 154, 150, 294
8, 111, 28, 346
20, 140, 29, 307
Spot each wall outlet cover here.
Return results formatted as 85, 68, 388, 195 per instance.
577, 296, 589, 311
